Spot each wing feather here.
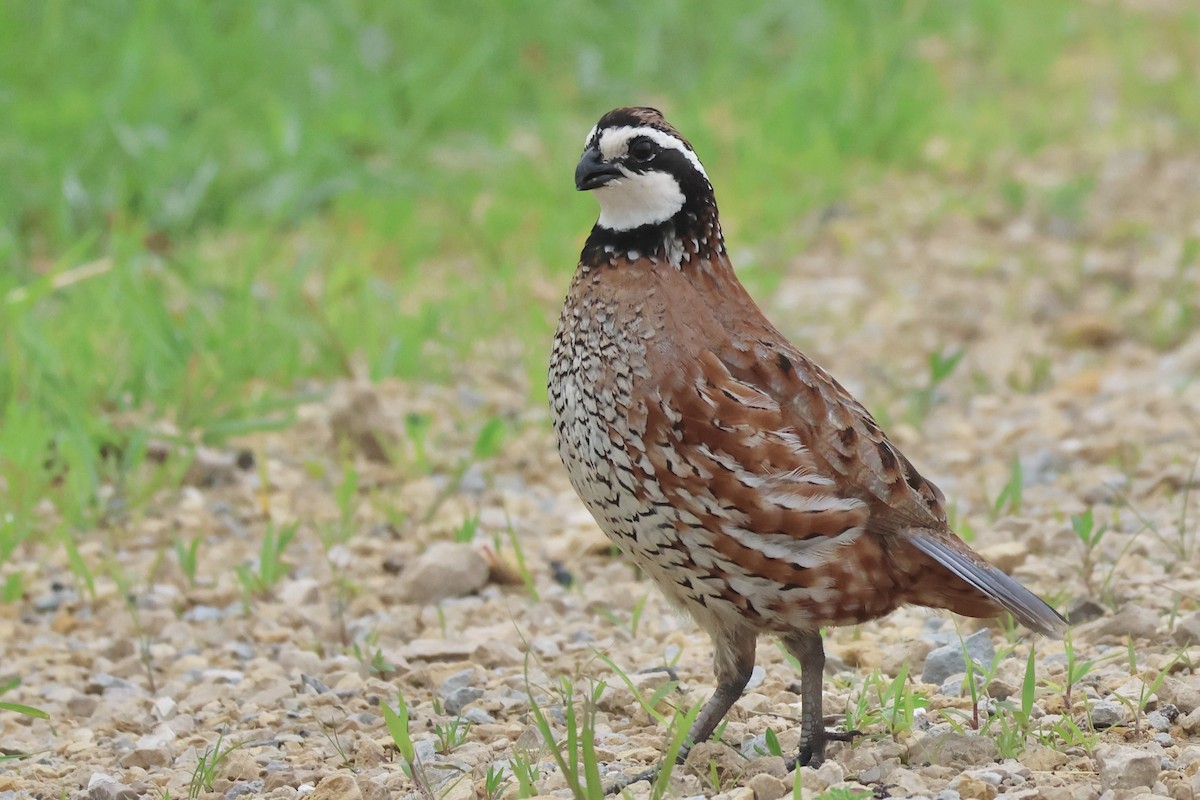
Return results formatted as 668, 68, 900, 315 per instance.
908, 531, 1066, 636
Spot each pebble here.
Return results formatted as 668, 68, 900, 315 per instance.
813, 760, 844, 790
880, 639, 936, 678
463, 707, 495, 724
1146, 709, 1173, 731
327, 385, 400, 463
685, 742, 744, 788
977, 541, 1029, 572
1020, 745, 1070, 772
152, 696, 177, 720
68, 693, 100, 717
1087, 699, 1128, 728
224, 782, 265, 800
1159, 677, 1200, 713
87, 774, 139, 800
221, 748, 260, 781
302, 673, 332, 694
955, 773, 997, 800
118, 726, 174, 769
746, 772, 787, 800
1093, 604, 1160, 639
230, 641, 255, 660
909, 732, 999, 768
396, 541, 489, 605
308, 772, 363, 800
940, 672, 985, 697
1094, 744, 1160, 790
279, 577, 322, 607
1173, 611, 1200, 646
888, 767, 931, 796
1179, 706, 1200, 734
1064, 598, 1106, 625
34, 587, 75, 613
183, 604, 226, 623
439, 668, 484, 714
922, 629, 996, 686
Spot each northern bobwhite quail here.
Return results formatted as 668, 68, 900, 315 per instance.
548, 106, 1065, 780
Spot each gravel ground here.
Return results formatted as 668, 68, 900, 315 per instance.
3, 150, 1200, 800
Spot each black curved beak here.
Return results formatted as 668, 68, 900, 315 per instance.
575, 148, 622, 191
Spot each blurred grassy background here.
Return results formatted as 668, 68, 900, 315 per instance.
1, 1, 1198, 550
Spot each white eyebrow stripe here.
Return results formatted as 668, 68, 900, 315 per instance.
594, 126, 710, 181
583, 124, 599, 150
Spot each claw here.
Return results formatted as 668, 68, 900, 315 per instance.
785, 728, 864, 770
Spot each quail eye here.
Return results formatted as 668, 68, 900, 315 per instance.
629, 139, 656, 162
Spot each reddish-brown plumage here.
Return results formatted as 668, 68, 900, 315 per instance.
550, 107, 1064, 785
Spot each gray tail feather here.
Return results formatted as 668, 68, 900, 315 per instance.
910, 533, 1067, 637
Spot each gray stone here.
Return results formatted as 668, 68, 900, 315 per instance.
202, 668, 244, 684
224, 782, 264, 800
462, 707, 494, 725
1087, 699, 1127, 728
1180, 746, 1200, 771
1094, 744, 1159, 790
1094, 604, 1159, 639
87, 775, 139, 800
439, 668, 484, 714
442, 686, 483, 715
302, 674, 331, 694
922, 629, 996, 686
439, 668, 478, 693
1173, 611, 1200, 646
86, 673, 138, 694
1064, 598, 1106, 625
1159, 677, 1200, 713
183, 604, 225, 623
152, 696, 177, 720
940, 672, 985, 698
229, 641, 255, 661
746, 772, 788, 800
119, 724, 175, 769
309, 772, 363, 800
880, 638, 937, 679
740, 731, 775, 759
1146, 710, 1172, 732
279, 577, 321, 607
34, 587, 75, 613
396, 542, 489, 605
67, 693, 100, 717
888, 767, 930, 796
909, 732, 999, 768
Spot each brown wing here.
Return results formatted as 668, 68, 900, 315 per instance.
715, 335, 1065, 635
717, 334, 946, 533
624, 350, 887, 601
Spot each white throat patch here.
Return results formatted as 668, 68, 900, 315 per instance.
595, 170, 685, 231
586, 125, 708, 232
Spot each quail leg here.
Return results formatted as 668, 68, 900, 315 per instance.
781, 630, 860, 769
605, 629, 756, 794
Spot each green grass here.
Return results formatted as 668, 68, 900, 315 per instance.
2, 1, 1200, 560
